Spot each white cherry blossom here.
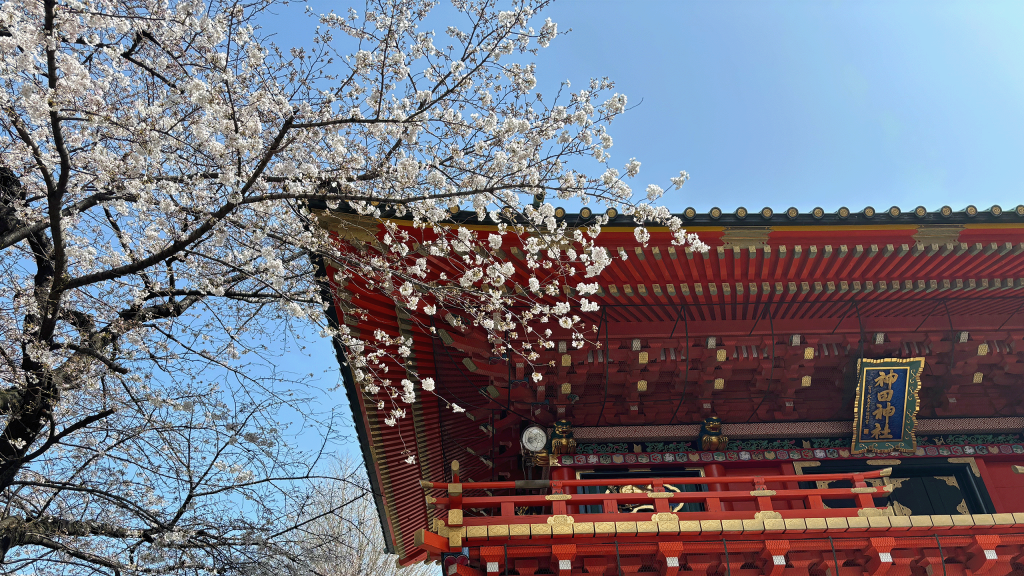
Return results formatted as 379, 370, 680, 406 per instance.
0, 0, 703, 572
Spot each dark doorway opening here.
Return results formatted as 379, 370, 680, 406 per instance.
798, 458, 994, 516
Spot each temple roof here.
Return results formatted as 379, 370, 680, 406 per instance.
319, 204, 1024, 561
406, 202, 1024, 228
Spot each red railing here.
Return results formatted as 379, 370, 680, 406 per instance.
421, 465, 894, 527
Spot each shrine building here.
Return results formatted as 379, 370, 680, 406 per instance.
321, 204, 1024, 576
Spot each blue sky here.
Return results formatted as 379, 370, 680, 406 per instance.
266, 0, 1024, 213
532, 0, 1024, 212
264, 0, 1024, 454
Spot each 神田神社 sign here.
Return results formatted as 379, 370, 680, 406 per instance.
852, 357, 926, 454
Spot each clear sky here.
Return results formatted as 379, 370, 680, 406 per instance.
266, 0, 1024, 213
263, 0, 1024, 453
532, 0, 1024, 213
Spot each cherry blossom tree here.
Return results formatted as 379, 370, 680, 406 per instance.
0, 0, 704, 572
282, 460, 438, 576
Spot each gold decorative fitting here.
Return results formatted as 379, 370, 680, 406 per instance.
573, 522, 595, 535
560, 382, 571, 395
864, 206, 875, 217
545, 494, 572, 501
606, 207, 618, 218
448, 509, 463, 524
547, 515, 575, 525
787, 207, 799, 219
652, 513, 677, 522
637, 380, 648, 393
425, 495, 437, 507
973, 372, 983, 384
615, 521, 638, 535
638, 351, 649, 364
803, 347, 815, 360
915, 206, 927, 217
580, 207, 593, 219
878, 467, 893, 477
647, 492, 675, 499
684, 207, 697, 219
838, 207, 850, 218
858, 508, 891, 518
978, 343, 989, 356
561, 354, 571, 367
736, 207, 748, 218
761, 207, 774, 219
866, 459, 901, 466
991, 205, 1002, 216
750, 490, 777, 496
451, 460, 460, 472
714, 378, 725, 390
715, 348, 727, 362
448, 483, 463, 497
420, 479, 433, 489
801, 375, 812, 387
889, 206, 901, 217
414, 528, 430, 547
813, 207, 825, 219
710, 207, 722, 219
966, 205, 978, 216
949, 457, 982, 477
554, 207, 566, 218
1012, 465, 1024, 474
851, 487, 877, 494
941, 205, 953, 216
754, 511, 782, 520
1017, 204, 1024, 216
792, 461, 821, 474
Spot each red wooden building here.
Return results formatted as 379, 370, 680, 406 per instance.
323, 204, 1024, 576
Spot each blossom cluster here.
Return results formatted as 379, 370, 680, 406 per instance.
0, 0, 703, 572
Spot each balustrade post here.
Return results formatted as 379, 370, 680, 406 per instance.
704, 463, 727, 512
447, 460, 465, 549
549, 481, 568, 516
550, 467, 577, 515
751, 476, 774, 512
652, 479, 671, 513
851, 473, 875, 509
